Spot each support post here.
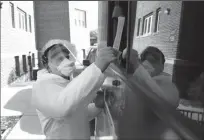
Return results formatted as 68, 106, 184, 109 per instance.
14, 56, 20, 77
32, 53, 35, 67
27, 55, 33, 80
22, 55, 27, 73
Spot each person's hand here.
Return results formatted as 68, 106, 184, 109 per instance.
121, 48, 140, 73
122, 47, 128, 60
94, 42, 118, 72
93, 90, 105, 108
122, 47, 139, 61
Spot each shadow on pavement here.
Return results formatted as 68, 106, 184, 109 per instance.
4, 88, 32, 113
3, 87, 43, 135
19, 115, 43, 135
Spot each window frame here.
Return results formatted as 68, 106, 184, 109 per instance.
74, 8, 87, 28
74, 19, 77, 26
155, 8, 161, 33
17, 7, 27, 31
142, 13, 153, 36
28, 15, 32, 32
136, 18, 141, 36
10, 2, 15, 28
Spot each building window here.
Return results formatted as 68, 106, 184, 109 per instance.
155, 8, 161, 32
17, 8, 27, 31
74, 19, 77, 26
0, 2, 3, 9
10, 2, 15, 28
142, 13, 153, 36
28, 15, 32, 32
137, 18, 141, 36
75, 9, 87, 28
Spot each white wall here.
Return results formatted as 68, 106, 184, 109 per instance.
1, 1, 37, 87
68, 1, 98, 64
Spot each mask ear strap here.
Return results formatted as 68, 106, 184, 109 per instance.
46, 61, 55, 73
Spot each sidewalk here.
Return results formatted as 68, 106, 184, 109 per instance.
1, 81, 34, 116
1, 81, 45, 139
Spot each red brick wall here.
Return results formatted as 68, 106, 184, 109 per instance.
132, 1, 183, 75
131, 1, 204, 98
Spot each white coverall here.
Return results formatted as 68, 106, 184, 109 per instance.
32, 63, 105, 139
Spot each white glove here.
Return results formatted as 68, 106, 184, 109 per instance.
94, 42, 118, 72
122, 47, 128, 60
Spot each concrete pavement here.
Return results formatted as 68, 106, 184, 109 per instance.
1, 82, 45, 139
6, 115, 45, 139
1, 83, 34, 116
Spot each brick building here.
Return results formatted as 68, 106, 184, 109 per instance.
34, 1, 94, 67
132, 1, 204, 98
1, 1, 37, 87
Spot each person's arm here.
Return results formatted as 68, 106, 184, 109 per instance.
132, 65, 179, 108
87, 90, 105, 121
153, 74, 179, 107
87, 103, 102, 121
32, 63, 106, 118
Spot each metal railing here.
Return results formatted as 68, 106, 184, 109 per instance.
178, 109, 204, 126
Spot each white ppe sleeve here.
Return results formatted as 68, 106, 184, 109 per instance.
32, 63, 105, 118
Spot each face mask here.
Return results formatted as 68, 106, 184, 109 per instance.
142, 60, 155, 75
57, 59, 76, 77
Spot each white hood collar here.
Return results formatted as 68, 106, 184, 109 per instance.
37, 69, 69, 84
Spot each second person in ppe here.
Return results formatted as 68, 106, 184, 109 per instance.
32, 39, 118, 139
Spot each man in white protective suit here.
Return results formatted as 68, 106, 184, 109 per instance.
118, 46, 180, 139
32, 39, 118, 139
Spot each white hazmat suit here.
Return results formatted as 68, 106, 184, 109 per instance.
32, 64, 105, 139
32, 40, 106, 139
